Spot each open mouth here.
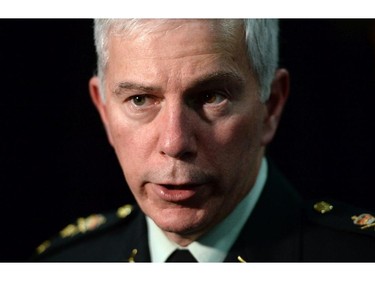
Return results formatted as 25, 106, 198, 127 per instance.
162, 184, 201, 189
150, 182, 206, 202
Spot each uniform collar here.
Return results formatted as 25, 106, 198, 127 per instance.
146, 158, 268, 262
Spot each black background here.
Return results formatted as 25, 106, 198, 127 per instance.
1, 19, 375, 261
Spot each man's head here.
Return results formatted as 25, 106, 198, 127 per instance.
89, 19, 289, 246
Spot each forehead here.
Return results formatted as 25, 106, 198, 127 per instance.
104, 19, 254, 93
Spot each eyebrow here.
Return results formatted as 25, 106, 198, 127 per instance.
113, 71, 245, 96
188, 71, 245, 91
113, 82, 161, 96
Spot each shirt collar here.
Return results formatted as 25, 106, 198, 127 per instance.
146, 157, 268, 262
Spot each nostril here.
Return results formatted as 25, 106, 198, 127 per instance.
160, 145, 197, 161
158, 127, 197, 160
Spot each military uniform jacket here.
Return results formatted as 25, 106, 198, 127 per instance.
33, 164, 375, 262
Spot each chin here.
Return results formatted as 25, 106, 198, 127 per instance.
152, 206, 208, 235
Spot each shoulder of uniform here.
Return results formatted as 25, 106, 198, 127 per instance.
305, 199, 375, 238
33, 204, 136, 258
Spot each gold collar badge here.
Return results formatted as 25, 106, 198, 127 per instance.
352, 213, 375, 230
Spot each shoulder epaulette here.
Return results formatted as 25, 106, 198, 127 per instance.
34, 204, 135, 258
306, 200, 375, 238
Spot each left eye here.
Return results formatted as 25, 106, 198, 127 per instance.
202, 92, 226, 105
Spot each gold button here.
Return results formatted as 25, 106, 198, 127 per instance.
313, 201, 333, 214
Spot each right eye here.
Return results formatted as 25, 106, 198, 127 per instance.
130, 95, 151, 107
125, 94, 162, 109
121, 94, 161, 121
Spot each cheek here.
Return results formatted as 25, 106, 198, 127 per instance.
204, 112, 264, 186
106, 113, 147, 175
110, 129, 150, 199
107, 104, 148, 153
208, 112, 265, 197
211, 112, 263, 154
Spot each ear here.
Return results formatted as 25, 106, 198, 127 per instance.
261, 68, 290, 146
89, 76, 114, 146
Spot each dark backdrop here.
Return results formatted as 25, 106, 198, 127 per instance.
1, 19, 374, 261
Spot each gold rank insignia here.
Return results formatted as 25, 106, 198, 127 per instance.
36, 240, 51, 255
60, 214, 107, 238
313, 201, 333, 214
352, 213, 375, 230
117, 204, 133, 218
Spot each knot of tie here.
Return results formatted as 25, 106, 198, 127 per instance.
166, 249, 198, 262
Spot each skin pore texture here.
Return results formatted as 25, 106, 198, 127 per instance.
89, 20, 289, 247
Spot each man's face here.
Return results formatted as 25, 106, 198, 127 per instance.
91, 20, 281, 244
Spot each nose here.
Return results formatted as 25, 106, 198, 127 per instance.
157, 102, 197, 160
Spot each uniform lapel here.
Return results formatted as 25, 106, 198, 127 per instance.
225, 162, 303, 262
117, 207, 151, 262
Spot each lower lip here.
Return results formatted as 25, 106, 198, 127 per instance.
150, 183, 204, 202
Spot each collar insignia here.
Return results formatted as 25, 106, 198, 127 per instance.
352, 213, 375, 230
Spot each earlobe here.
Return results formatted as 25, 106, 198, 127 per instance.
261, 68, 290, 145
89, 76, 114, 146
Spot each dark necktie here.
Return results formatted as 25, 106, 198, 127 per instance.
165, 249, 198, 262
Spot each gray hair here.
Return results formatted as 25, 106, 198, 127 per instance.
93, 19, 279, 102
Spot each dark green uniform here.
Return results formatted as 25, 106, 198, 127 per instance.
32, 163, 375, 262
